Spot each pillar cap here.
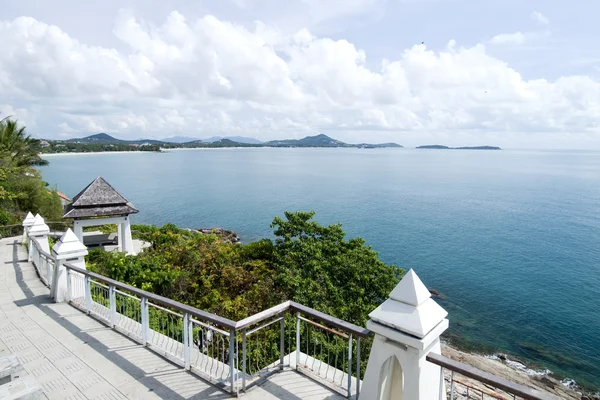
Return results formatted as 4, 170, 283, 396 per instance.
368, 269, 448, 339
53, 229, 88, 258
22, 212, 35, 227
28, 215, 50, 235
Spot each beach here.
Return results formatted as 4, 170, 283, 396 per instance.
41, 151, 161, 156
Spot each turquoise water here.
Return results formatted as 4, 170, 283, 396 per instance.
40, 148, 600, 389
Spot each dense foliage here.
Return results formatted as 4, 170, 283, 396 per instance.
41, 141, 161, 153
88, 212, 402, 326
0, 118, 63, 225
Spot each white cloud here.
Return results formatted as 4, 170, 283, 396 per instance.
0, 11, 598, 148
491, 32, 528, 45
531, 11, 550, 26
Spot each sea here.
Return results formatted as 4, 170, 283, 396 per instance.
40, 148, 600, 390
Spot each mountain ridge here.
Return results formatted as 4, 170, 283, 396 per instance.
54, 133, 402, 149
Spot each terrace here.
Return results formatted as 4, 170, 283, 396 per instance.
0, 213, 557, 399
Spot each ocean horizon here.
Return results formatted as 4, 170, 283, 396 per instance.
40, 147, 600, 390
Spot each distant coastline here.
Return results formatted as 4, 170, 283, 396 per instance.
40, 133, 403, 154
416, 145, 502, 150
41, 151, 160, 157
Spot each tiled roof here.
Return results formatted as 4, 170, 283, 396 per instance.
56, 191, 70, 201
63, 177, 138, 219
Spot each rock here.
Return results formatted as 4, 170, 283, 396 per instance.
539, 376, 555, 389
188, 228, 241, 244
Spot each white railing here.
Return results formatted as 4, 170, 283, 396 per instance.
61, 262, 366, 397
29, 237, 56, 288
427, 353, 557, 400
18, 227, 561, 400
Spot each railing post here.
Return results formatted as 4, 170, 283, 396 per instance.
22, 212, 35, 245
229, 329, 236, 395
450, 371, 455, 400
242, 328, 247, 392
295, 313, 300, 369
28, 238, 33, 262
45, 257, 52, 285
347, 333, 353, 399
361, 269, 449, 400
66, 268, 72, 302
183, 312, 190, 369
109, 285, 116, 328
51, 229, 88, 303
84, 275, 92, 313
280, 317, 285, 370
356, 337, 361, 399
439, 367, 445, 400
141, 297, 149, 345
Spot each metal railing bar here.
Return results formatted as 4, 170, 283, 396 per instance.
297, 315, 349, 339
290, 302, 370, 338
246, 316, 285, 336
148, 301, 184, 318
90, 280, 109, 290
426, 353, 556, 400
189, 319, 231, 337
114, 289, 139, 300
235, 301, 291, 330
64, 262, 237, 329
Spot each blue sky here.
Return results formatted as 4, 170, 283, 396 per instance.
2, 0, 599, 148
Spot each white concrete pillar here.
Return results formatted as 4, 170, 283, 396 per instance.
361, 269, 449, 400
21, 212, 35, 244
28, 215, 50, 262
51, 229, 88, 302
117, 223, 123, 252
121, 216, 135, 255
72, 220, 84, 244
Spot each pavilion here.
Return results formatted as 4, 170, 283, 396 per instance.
62, 176, 139, 254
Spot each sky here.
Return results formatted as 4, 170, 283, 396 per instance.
2, 0, 600, 148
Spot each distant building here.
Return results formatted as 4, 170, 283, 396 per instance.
56, 191, 71, 207
47, 190, 71, 207
40, 140, 50, 148
128, 143, 140, 147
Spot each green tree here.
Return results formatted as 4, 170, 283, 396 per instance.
0, 118, 63, 223
0, 117, 48, 167
270, 211, 402, 326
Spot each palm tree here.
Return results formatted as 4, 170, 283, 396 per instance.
0, 117, 48, 167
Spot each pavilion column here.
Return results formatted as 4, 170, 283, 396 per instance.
121, 216, 135, 255
361, 269, 449, 400
51, 229, 88, 302
117, 224, 123, 252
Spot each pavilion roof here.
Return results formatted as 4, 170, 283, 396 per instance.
62, 177, 138, 219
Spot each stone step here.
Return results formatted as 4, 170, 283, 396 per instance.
0, 375, 45, 400
0, 355, 24, 384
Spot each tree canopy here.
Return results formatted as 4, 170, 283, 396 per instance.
88, 212, 402, 327
0, 117, 48, 167
0, 117, 63, 225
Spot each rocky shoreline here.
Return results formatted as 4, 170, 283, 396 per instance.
442, 343, 595, 399
185, 227, 241, 244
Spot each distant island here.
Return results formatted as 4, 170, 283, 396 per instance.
40, 133, 403, 153
416, 145, 501, 150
